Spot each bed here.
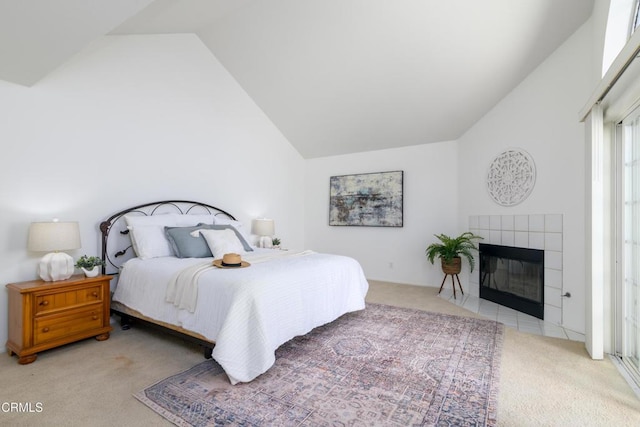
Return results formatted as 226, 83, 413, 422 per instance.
100, 200, 369, 384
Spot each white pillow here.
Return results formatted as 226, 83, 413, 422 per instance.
214, 218, 254, 247
127, 225, 174, 259
198, 228, 246, 258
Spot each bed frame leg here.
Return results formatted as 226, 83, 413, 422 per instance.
203, 346, 213, 359
120, 314, 132, 330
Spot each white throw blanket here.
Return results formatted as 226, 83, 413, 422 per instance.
166, 250, 315, 312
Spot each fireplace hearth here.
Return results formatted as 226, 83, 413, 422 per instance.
479, 243, 544, 319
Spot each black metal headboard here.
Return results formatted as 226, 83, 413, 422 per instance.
100, 200, 236, 275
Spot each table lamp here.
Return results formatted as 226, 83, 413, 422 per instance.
251, 218, 275, 248
28, 220, 81, 281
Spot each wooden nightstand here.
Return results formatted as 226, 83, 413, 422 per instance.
6, 274, 113, 364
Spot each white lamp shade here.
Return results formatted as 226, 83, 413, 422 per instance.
28, 221, 81, 281
28, 221, 81, 252
251, 218, 275, 237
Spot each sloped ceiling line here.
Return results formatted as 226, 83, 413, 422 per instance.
1, 0, 594, 158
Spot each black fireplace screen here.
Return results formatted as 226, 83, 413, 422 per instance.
479, 243, 544, 319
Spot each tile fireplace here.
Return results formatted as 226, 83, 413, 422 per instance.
469, 214, 563, 324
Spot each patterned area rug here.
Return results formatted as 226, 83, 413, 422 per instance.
135, 303, 504, 426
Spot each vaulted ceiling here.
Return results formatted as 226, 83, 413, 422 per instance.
1, 0, 594, 158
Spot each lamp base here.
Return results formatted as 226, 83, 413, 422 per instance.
258, 236, 273, 248
39, 252, 75, 281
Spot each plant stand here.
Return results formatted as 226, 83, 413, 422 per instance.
437, 257, 464, 299
438, 273, 464, 299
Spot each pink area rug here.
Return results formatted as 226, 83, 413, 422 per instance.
135, 303, 503, 426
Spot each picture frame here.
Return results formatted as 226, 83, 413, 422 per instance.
329, 170, 403, 227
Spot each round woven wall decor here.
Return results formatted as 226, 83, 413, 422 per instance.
486, 148, 536, 206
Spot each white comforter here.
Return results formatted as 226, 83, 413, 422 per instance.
112, 249, 369, 384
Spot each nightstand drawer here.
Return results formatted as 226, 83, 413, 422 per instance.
33, 304, 104, 345
34, 285, 103, 314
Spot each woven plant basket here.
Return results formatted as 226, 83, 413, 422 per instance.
441, 257, 462, 275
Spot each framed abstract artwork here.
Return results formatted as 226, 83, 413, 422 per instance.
329, 171, 403, 227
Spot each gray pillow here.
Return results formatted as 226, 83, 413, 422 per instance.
164, 224, 253, 258
164, 224, 215, 258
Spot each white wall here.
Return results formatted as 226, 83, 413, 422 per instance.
0, 34, 305, 352
457, 22, 594, 333
304, 17, 597, 325
305, 142, 458, 288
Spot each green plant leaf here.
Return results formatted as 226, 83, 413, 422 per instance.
75, 255, 105, 269
425, 232, 483, 272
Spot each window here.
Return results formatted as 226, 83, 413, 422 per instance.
603, 0, 639, 76
617, 108, 640, 387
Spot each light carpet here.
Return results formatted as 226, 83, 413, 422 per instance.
135, 303, 504, 426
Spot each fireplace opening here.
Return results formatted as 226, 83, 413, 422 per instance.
479, 243, 544, 319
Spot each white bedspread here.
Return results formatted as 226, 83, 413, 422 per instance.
112, 249, 369, 384
166, 250, 315, 312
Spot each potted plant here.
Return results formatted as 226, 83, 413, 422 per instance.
425, 232, 483, 274
75, 255, 105, 278
271, 237, 281, 249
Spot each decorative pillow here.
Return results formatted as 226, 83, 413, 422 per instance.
164, 224, 217, 258
215, 218, 254, 247
198, 228, 247, 258
206, 224, 253, 252
127, 225, 174, 259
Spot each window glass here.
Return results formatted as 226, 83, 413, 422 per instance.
603, 0, 638, 76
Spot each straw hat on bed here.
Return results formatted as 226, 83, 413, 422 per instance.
213, 253, 250, 268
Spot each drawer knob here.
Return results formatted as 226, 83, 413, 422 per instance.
92, 316, 98, 320
42, 327, 49, 333
39, 300, 49, 306
91, 292, 98, 297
